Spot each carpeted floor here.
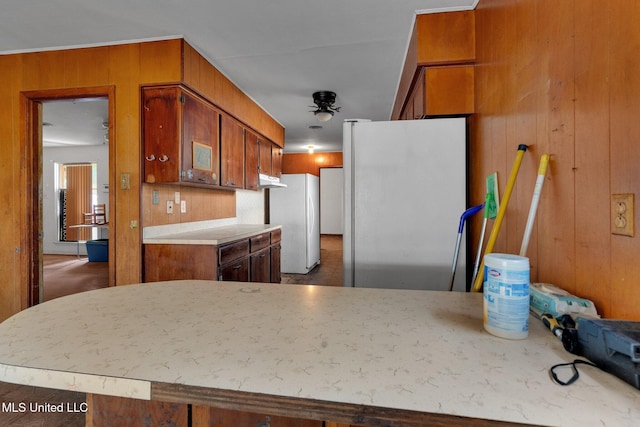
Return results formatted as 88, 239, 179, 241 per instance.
43, 254, 109, 301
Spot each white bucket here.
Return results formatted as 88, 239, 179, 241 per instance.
483, 253, 530, 340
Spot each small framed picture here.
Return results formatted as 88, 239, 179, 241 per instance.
192, 141, 212, 171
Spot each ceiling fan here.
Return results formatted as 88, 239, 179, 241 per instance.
310, 91, 340, 122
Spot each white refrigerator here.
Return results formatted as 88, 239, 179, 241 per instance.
270, 173, 321, 274
343, 118, 467, 291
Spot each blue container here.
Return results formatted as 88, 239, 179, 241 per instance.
86, 239, 108, 262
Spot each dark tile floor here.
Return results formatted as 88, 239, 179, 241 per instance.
281, 235, 343, 287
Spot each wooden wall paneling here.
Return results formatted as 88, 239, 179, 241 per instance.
182, 41, 285, 148
609, 0, 640, 319
474, 0, 640, 319
512, 0, 542, 278
62, 47, 110, 87
182, 42, 201, 90
281, 152, 343, 176
533, 1, 577, 294
500, 1, 525, 257
474, 2, 511, 257
109, 43, 145, 287
573, 0, 612, 315
138, 38, 183, 84
391, 22, 418, 120
2, 55, 21, 318
20, 50, 61, 90
141, 184, 236, 227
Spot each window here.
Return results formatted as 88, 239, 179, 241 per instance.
56, 162, 97, 241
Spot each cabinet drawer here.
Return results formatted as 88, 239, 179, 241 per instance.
250, 233, 270, 253
270, 228, 281, 244
218, 239, 250, 265
219, 257, 250, 282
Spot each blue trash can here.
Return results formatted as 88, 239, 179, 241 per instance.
86, 239, 108, 262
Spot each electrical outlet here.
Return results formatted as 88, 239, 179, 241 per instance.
180, 200, 187, 213
166, 200, 174, 214
152, 190, 159, 205
612, 193, 634, 237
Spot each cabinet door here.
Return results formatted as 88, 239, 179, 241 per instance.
142, 87, 181, 183
270, 243, 281, 283
245, 129, 259, 190
250, 248, 271, 283
271, 143, 283, 178
423, 65, 474, 116
220, 114, 245, 189
181, 91, 220, 186
258, 137, 272, 176
219, 258, 250, 282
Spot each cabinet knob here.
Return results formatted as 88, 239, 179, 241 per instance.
145, 154, 156, 161
158, 155, 169, 162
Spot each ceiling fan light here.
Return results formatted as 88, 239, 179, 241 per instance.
315, 110, 333, 122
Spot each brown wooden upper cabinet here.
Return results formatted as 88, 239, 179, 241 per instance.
245, 129, 260, 190
220, 114, 245, 189
404, 65, 475, 118
258, 136, 272, 177
143, 85, 220, 186
271, 144, 283, 178
392, 10, 475, 120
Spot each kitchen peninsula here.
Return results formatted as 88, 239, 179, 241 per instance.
0, 281, 637, 426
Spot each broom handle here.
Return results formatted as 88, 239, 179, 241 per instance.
519, 154, 550, 257
471, 144, 528, 292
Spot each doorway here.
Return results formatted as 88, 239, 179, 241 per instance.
24, 87, 115, 306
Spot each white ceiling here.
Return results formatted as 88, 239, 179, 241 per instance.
3, 0, 477, 152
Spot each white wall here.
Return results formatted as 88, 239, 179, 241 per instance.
320, 167, 344, 234
235, 188, 266, 224
43, 144, 109, 255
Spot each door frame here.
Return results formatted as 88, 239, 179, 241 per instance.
22, 86, 116, 307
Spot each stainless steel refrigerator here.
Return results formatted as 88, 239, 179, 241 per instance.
269, 173, 321, 274
343, 118, 467, 291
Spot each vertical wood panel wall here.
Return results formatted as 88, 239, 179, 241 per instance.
282, 152, 343, 176
0, 38, 284, 321
0, 40, 182, 320
472, 0, 640, 319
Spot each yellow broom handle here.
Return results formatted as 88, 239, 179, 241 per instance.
471, 144, 528, 292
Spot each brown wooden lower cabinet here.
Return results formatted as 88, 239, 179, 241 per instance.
250, 247, 271, 282
143, 229, 282, 284
87, 394, 344, 427
87, 394, 188, 427
194, 406, 322, 427
218, 257, 250, 281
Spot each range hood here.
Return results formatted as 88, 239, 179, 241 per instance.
258, 173, 287, 188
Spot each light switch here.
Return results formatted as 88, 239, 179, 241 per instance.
120, 173, 130, 190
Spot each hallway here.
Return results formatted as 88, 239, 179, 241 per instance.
281, 235, 343, 287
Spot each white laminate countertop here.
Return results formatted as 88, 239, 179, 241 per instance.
0, 281, 638, 426
142, 223, 281, 245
